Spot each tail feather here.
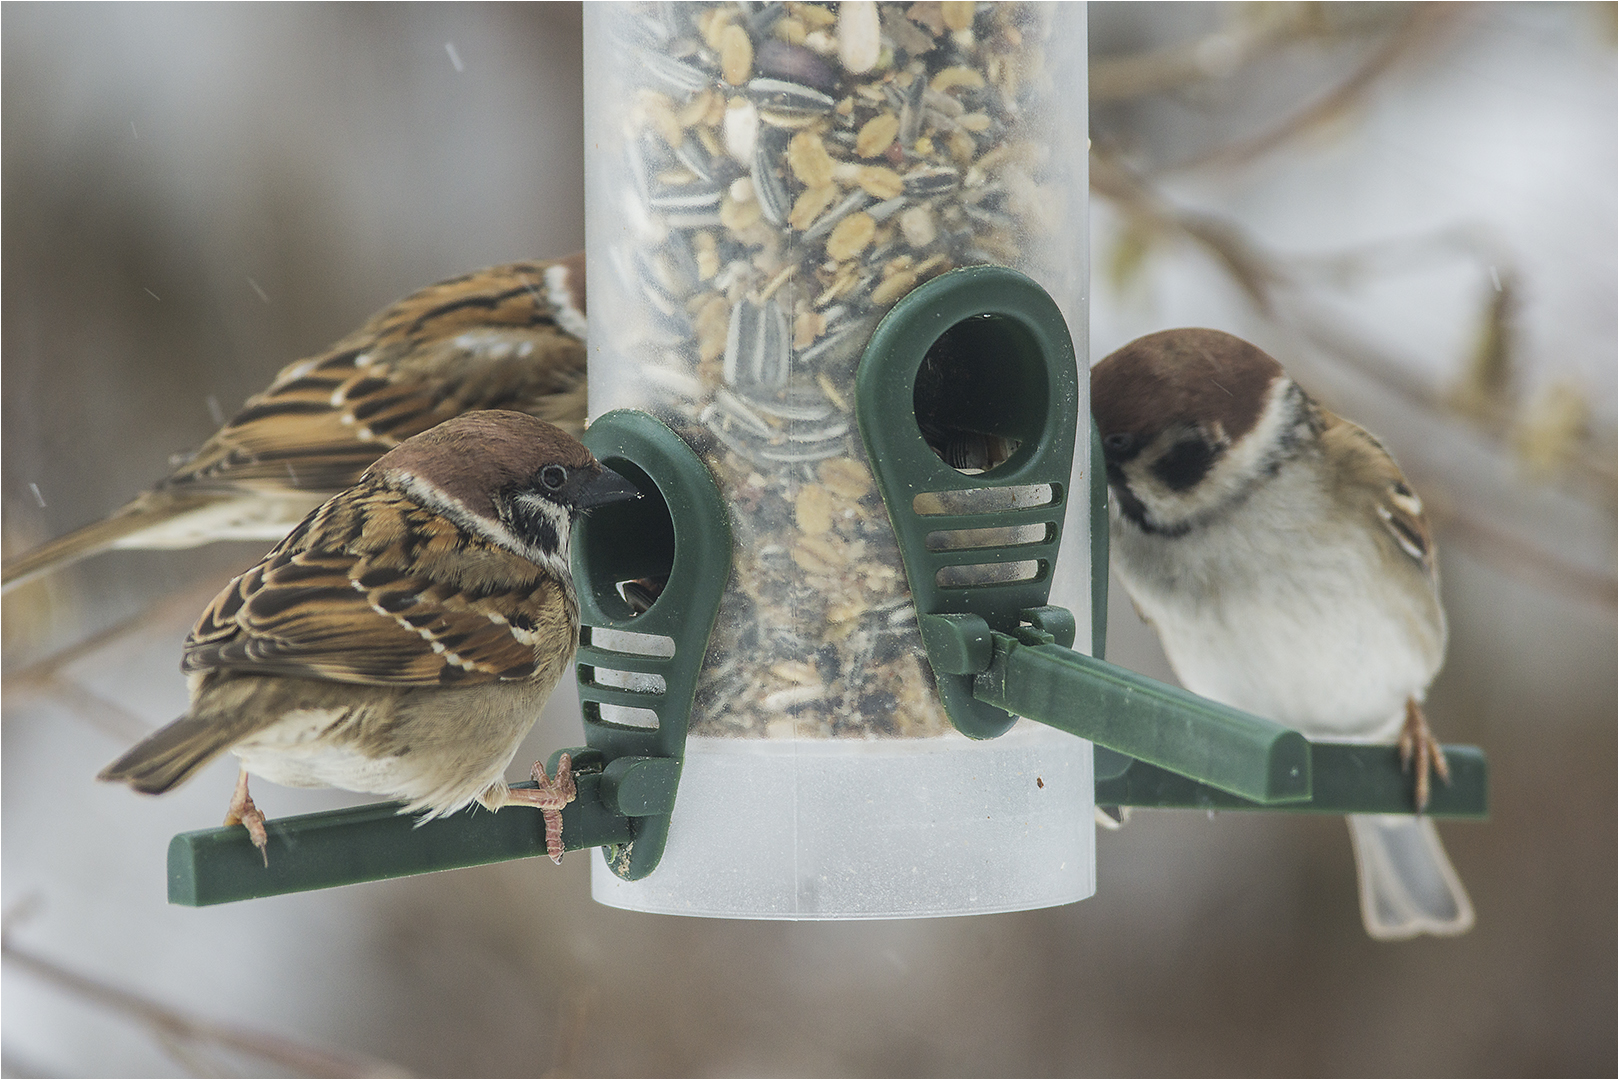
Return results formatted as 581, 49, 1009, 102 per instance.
97, 711, 243, 795
2, 492, 213, 595
1347, 814, 1475, 940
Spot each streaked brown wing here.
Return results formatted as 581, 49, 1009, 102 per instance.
1321, 409, 1436, 573
1376, 477, 1434, 567
182, 491, 563, 687
160, 259, 587, 495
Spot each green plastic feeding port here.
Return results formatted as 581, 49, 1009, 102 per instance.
567, 409, 732, 880
167, 410, 729, 906
856, 266, 1488, 817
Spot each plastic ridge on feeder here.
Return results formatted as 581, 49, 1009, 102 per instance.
1094, 742, 1488, 818
925, 613, 1312, 805
166, 410, 730, 906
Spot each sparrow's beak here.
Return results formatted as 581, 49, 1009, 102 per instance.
568, 464, 642, 510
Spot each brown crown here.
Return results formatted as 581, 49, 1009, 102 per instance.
370, 410, 597, 519
1091, 328, 1284, 443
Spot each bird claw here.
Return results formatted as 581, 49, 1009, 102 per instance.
1398, 698, 1450, 812
224, 769, 269, 867
505, 754, 576, 864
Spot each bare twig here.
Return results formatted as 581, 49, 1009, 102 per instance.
3, 580, 220, 687
2, 580, 224, 739
1176, 3, 1465, 173
6, 674, 155, 741
544, 985, 599, 1078
1090, 10, 1303, 102
2, 935, 411, 1078
1427, 497, 1618, 608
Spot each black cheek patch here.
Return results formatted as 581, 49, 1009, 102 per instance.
1151, 438, 1219, 492
527, 516, 560, 556
507, 496, 561, 556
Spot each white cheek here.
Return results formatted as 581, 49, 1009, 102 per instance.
1124, 379, 1302, 530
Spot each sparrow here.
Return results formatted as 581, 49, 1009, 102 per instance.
97, 410, 640, 865
1092, 327, 1474, 940
3, 255, 589, 595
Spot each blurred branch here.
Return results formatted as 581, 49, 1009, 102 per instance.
5, 675, 154, 742
544, 985, 598, 1078
1424, 490, 1619, 608
1088, 2, 1443, 103
3, 580, 218, 685
1176, 3, 1464, 172
2, 581, 223, 741
1089, 6, 1309, 102
2, 931, 411, 1079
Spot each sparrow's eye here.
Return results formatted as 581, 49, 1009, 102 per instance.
540, 465, 568, 491
1103, 433, 1137, 454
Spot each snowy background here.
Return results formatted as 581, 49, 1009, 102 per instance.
4, 4, 1614, 1075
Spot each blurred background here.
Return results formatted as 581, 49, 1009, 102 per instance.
3, 3, 1613, 1075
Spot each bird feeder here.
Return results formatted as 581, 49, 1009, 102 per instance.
580, 1, 1094, 918
163, 2, 1487, 914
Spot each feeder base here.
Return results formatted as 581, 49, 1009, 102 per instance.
591, 722, 1095, 920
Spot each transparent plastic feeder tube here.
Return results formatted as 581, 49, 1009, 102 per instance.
584, 1, 1091, 918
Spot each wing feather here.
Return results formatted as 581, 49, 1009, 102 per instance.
160, 260, 588, 495
182, 486, 572, 687
1319, 410, 1436, 574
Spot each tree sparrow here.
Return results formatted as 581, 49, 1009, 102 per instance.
3, 255, 588, 594
1092, 328, 1474, 940
97, 410, 639, 865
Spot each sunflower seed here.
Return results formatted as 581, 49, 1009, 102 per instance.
785, 419, 850, 443
649, 181, 725, 228
746, 77, 837, 116
638, 48, 712, 96
748, 390, 838, 422
751, 136, 793, 228
706, 391, 774, 438
962, 201, 1016, 231
757, 442, 846, 463
801, 188, 872, 244
674, 135, 718, 182
897, 70, 928, 145
903, 164, 961, 197
723, 297, 791, 389
798, 311, 876, 368
743, 1, 787, 39
662, 229, 703, 292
